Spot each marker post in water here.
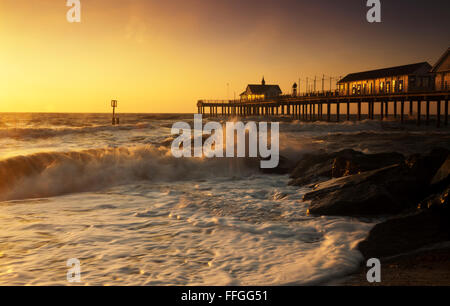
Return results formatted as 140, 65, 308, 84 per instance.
111, 100, 119, 125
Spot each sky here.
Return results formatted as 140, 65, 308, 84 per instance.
0, 0, 449, 113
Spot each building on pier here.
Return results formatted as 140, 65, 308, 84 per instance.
239, 77, 282, 102
431, 48, 450, 91
337, 62, 433, 95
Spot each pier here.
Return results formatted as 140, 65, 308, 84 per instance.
197, 91, 450, 128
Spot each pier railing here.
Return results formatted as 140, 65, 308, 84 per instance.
197, 91, 450, 128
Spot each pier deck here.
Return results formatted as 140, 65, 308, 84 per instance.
197, 91, 450, 127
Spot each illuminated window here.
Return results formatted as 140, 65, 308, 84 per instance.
399, 80, 404, 92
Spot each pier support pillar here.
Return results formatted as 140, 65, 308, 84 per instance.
437, 100, 441, 128
347, 101, 350, 121
410, 101, 413, 116
417, 101, 421, 126
445, 100, 448, 126
426, 100, 430, 126
336, 103, 340, 122
357, 102, 361, 121
401, 101, 404, 124
394, 101, 397, 118
371, 101, 375, 120
380, 102, 384, 121
327, 103, 331, 122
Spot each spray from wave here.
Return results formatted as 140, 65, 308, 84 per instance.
0, 145, 262, 201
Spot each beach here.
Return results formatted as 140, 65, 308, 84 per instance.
343, 246, 450, 286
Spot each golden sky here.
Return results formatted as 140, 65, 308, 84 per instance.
0, 0, 449, 113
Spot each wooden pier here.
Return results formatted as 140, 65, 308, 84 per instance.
197, 91, 450, 127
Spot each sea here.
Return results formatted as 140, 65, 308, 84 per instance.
0, 112, 449, 285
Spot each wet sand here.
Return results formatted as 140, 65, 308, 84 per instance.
343, 247, 450, 286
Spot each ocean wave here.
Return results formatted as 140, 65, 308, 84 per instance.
0, 123, 154, 140
0, 146, 260, 201
282, 119, 395, 134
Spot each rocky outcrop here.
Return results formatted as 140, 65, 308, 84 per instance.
301, 148, 449, 217
431, 155, 450, 185
289, 149, 404, 187
358, 184, 450, 259
303, 165, 419, 216
290, 147, 450, 273
331, 150, 404, 178
354, 149, 450, 260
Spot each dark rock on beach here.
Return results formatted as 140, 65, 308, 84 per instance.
405, 147, 450, 187
296, 148, 449, 217
289, 149, 404, 187
431, 155, 450, 186
303, 165, 420, 216
346, 179, 450, 285
289, 147, 450, 285
357, 182, 449, 257
331, 150, 404, 178
358, 209, 450, 259
289, 151, 334, 185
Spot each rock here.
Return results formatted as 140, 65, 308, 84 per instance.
301, 148, 450, 217
304, 165, 422, 216
289, 151, 335, 186
358, 183, 450, 259
418, 185, 449, 211
358, 209, 450, 259
431, 155, 450, 185
289, 149, 404, 187
405, 147, 449, 186
331, 150, 404, 178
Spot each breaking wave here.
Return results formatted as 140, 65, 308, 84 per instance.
0, 146, 260, 201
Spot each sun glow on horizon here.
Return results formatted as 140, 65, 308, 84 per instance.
0, 0, 448, 113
